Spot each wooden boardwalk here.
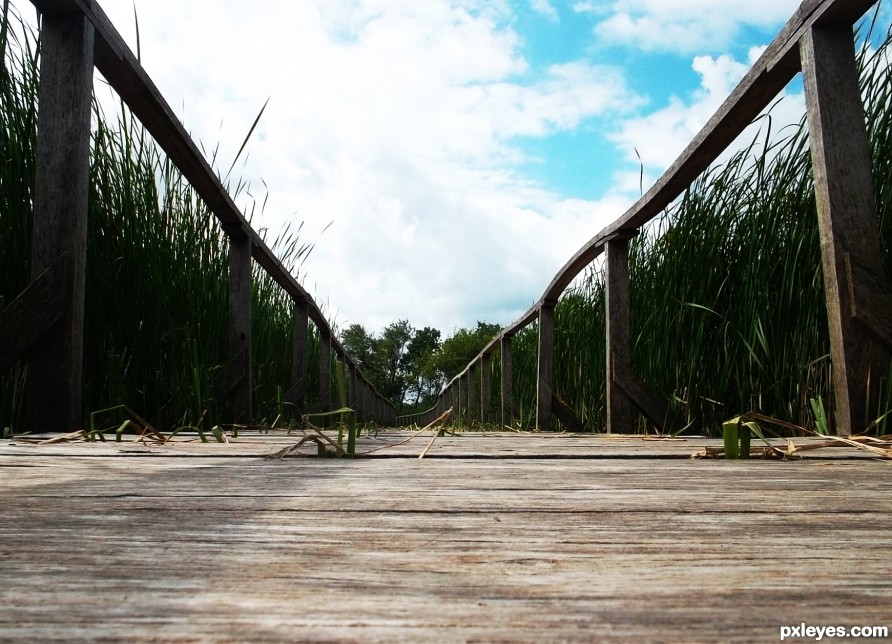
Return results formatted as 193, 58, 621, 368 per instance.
1, 430, 890, 642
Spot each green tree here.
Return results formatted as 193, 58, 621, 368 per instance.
433, 322, 501, 381
403, 326, 442, 408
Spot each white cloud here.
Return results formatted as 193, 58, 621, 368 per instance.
574, 0, 801, 53
88, 0, 638, 333
608, 46, 806, 194
530, 0, 559, 22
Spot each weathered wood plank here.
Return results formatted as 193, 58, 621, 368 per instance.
285, 299, 309, 414
468, 363, 479, 427
0, 254, 69, 374
605, 237, 633, 434
537, 304, 555, 431
846, 254, 892, 349
317, 330, 331, 413
801, 23, 892, 436
480, 353, 492, 426
227, 235, 252, 423
551, 393, 587, 433
500, 335, 513, 430
0, 437, 889, 642
24, 10, 93, 433
614, 362, 681, 434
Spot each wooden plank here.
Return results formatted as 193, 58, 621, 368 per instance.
605, 238, 633, 434
317, 330, 331, 413
468, 364, 479, 427
846, 254, 892, 349
614, 362, 679, 434
24, 10, 93, 433
500, 335, 513, 431
801, 24, 892, 436
284, 299, 309, 415
480, 353, 492, 426
536, 304, 555, 431
551, 394, 586, 433
0, 439, 889, 641
227, 235, 252, 424
0, 254, 69, 374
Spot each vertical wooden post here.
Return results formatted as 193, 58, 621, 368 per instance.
481, 353, 492, 426
802, 25, 891, 436
25, 10, 94, 432
536, 302, 556, 431
468, 364, 479, 428
287, 299, 309, 416
501, 335, 513, 430
228, 235, 253, 424
605, 235, 634, 434
318, 329, 331, 413
349, 364, 357, 409
457, 376, 465, 428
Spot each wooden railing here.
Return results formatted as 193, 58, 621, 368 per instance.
398, 0, 892, 437
0, 0, 397, 432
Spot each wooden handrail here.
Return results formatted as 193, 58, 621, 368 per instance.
11, 0, 397, 429
398, 0, 888, 433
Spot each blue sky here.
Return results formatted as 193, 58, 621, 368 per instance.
55, 0, 882, 334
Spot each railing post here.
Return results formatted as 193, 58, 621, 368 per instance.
227, 235, 253, 424
24, 9, 94, 432
317, 329, 331, 413
481, 353, 492, 427
501, 335, 513, 430
287, 299, 309, 416
802, 24, 891, 436
605, 235, 634, 434
536, 302, 556, 431
468, 364, 479, 428
349, 364, 358, 410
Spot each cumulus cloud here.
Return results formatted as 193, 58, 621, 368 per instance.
91, 0, 639, 332
573, 0, 801, 53
530, 0, 559, 22
608, 45, 806, 194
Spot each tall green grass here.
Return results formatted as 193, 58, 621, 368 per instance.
0, 7, 321, 432
532, 14, 892, 435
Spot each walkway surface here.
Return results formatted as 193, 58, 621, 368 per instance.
1, 429, 890, 642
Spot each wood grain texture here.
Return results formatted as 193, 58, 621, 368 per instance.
468, 363, 479, 426
802, 24, 891, 436
481, 353, 492, 426
846, 255, 892, 349
605, 239, 633, 434
285, 299, 309, 413
537, 304, 555, 431
317, 331, 331, 414
25, 11, 93, 433
501, 335, 514, 430
227, 235, 253, 423
0, 432, 889, 642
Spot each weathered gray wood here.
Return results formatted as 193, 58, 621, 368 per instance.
536, 303, 555, 431
468, 364, 479, 427
227, 235, 253, 424
0, 254, 70, 374
23, 10, 94, 433
480, 353, 492, 426
605, 237, 633, 434
551, 394, 586, 433
317, 330, 331, 413
614, 362, 679, 433
801, 24, 892, 436
1, 433, 890, 642
349, 365, 358, 409
500, 336, 514, 431
846, 254, 892, 349
285, 299, 309, 414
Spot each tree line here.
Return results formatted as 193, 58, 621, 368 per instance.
340, 320, 501, 413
